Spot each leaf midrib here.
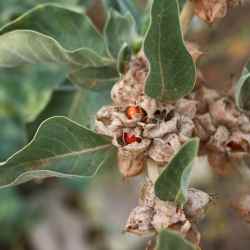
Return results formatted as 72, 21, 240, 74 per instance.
5, 144, 112, 167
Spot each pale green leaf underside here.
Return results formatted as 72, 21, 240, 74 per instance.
105, 10, 137, 58
156, 230, 199, 250
0, 30, 118, 88
0, 116, 113, 188
0, 3, 106, 55
235, 63, 250, 111
155, 139, 199, 206
144, 0, 196, 101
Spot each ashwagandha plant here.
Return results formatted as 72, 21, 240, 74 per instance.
0, 0, 249, 249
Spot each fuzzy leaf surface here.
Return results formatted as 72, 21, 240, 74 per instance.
235, 63, 250, 111
105, 10, 137, 58
156, 230, 199, 250
144, 0, 196, 101
0, 116, 113, 188
0, 3, 107, 55
155, 139, 199, 206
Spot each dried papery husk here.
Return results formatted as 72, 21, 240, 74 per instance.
192, 0, 242, 24
232, 193, 250, 223
176, 99, 198, 119
193, 85, 220, 113
152, 200, 187, 232
139, 178, 155, 208
111, 53, 149, 106
193, 0, 227, 23
186, 42, 204, 63
178, 116, 195, 141
209, 98, 240, 128
184, 188, 211, 221
195, 113, 216, 135
169, 223, 201, 246
226, 131, 250, 153
95, 106, 123, 137
117, 149, 146, 177
148, 134, 181, 165
125, 206, 155, 236
143, 118, 178, 139
137, 95, 158, 119
207, 125, 230, 152
207, 151, 235, 176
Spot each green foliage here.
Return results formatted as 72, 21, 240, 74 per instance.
155, 139, 199, 207
0, 116, 26, 161
0, 64, 66, 122
144, 0, 196, 101
235, 62, 250, 111
104, 0, 149, 33
0, 188, 36, 244
156, 229, 199, 250
105, 10, 137, 58
0, 117, 113, 188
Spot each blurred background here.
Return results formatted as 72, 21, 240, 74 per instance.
1, 1, 250, 249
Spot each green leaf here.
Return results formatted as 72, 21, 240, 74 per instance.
0, 64, 67, 122
104, 0, 144, 30
144, 0, 196, 101
0, 30, 117, 89
0, 188, 34, 244
105, 10, 137, 58
0, 116, 26, 161
0, 116, 113, 188
156, 229, 199, 250
235, 63, 250, 111
155, 139, 199, 207
117, 43, 132, 74
69, 65, 119, 90
27, 87, 112, 139
0, 3, 107, 55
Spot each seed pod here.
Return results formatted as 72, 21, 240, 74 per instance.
125, 206, 154, 236
117, 149, 146, 177
184, 188, 211, 221
152, 200, 187, 232
143, 118, 178, 139
148, 134, 181, 165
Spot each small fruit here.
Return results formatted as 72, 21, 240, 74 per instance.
123, 133, 142, 144
126, 106, 143, 119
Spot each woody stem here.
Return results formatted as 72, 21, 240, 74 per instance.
147, 159, 160, 183
180, 0, 195, 37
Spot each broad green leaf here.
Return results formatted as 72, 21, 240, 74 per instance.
235, 63, 250, 111
155, 139, 199, 206
0, 64, 66, 122
27, 86, 112, 140
69, 65, 118, 90
105, 10, 137, 58
0, 30, 117, 89
144, 0, 196, 101
156, 230, 199, 250
0, 116, 113, 188
0, 30, 105, 68
0, 3, 107, 55
0, 116, 26, 161
104, 0, 148, 33
0, 188, 35, 244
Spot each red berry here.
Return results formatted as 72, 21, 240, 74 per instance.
123, 133, 142, 144
126, 106, 143, 119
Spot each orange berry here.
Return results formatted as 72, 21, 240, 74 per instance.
123, 133, 142, 144
126, 106, 142, 119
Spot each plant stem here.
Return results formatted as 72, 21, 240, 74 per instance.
147, 159, 160, 183
180, 0, 195, 37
